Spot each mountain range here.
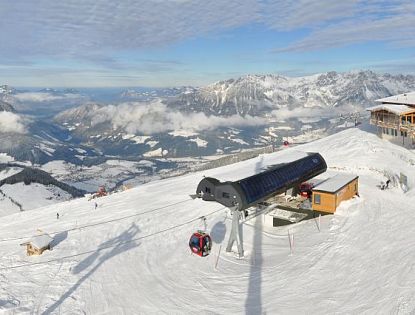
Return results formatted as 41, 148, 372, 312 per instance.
1, 70, 415, 164
0, 70, 413, 220
167, 70, 415, 116
51, 70, 415, 159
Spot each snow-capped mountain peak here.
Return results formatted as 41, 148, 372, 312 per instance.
168, 70, 415, 116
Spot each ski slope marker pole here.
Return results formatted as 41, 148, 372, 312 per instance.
291, 233, 294, 254
318, 214, 321, 232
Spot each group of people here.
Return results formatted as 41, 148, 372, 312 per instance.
56, 202, 99, 220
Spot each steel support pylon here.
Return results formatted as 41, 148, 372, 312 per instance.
226, 208, 244, 257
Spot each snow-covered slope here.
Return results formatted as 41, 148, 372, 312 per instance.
1, 128, 415, 313
0, 100, 15, 112
0, 165, 85, 217
0, 183, 72, 217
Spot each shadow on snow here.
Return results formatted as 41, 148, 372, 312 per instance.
43, 223, 140, 314
245, 156, 264, 314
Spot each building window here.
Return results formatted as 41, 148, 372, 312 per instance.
314, 194, 321, 205
401, 131, 404, 136
405, 132, 408, 137
395, 129, 398, 136
273, 217, 279, 227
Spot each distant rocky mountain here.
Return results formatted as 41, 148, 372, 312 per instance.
0, 110, 102, 165
54, 103, 104, 125
167, 70, 415, 116
0, 91, 103, 165
0, 100, 15, 112
51, 70, 415, 159
0, 85, 19, 104
0, 85, 16, 96
53, 100, 265, 158
4, 70, 415, 162
0, 85, 87, 117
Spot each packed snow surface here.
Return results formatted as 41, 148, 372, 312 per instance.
188, 137, 208, 148
367, 104, 415, 115
0, 153, 14, 163
376, 91, 415, 106
1, 128, 415, 314
0, 167, 23, 181
1, 183, 72, 210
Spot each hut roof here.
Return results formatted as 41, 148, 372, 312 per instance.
31, 234, 53, 249
313, 174, 358, 193
375, 92, 415, 106
366, 104, 415, 115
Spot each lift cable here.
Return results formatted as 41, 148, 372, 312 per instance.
0, 206, 226, 271
0, 198, 194, 244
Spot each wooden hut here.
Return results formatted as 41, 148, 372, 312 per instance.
22, 233, 53, 256
312, 174, 359, 213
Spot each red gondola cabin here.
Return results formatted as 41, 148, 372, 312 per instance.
189, 231, 212, 257
299, 182, 314, 198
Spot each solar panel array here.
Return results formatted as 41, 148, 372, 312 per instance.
239, 153, 326, 205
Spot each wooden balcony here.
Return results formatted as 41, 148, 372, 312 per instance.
369, 118, 399, 129
370, 119, 415, 136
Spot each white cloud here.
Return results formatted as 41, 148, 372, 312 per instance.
276, 14, 415, 53
0, 0, 413, 81
13, 92, 82, 103
90, 101, 266, 134
273, 0, 415, 52
271, 103, 364, 120
272, 107, 326, 121
0, 0, 259, 61
262, 0, 359, 30
0, 112, 27, 133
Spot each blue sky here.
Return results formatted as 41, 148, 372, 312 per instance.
0, 0, 414, 87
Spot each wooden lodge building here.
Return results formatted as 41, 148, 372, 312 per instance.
312, 174, 359, 213
367, 92, 415, 149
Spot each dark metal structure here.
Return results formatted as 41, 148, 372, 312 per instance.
196, 152, 327, 211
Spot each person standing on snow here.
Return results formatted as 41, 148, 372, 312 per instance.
57, 213, 59, 219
